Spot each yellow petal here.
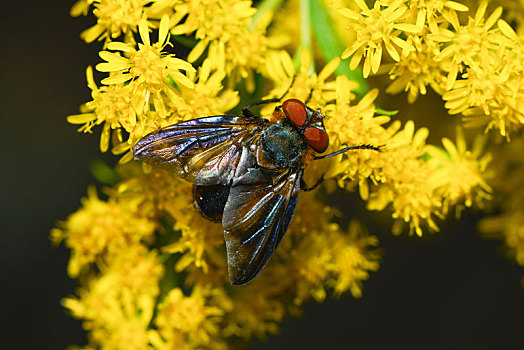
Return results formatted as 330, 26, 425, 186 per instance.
393, 23, 420, 33
485, 7, 502, 30
388, 6, 407, 21
99, 50, 129, 64
337, 8, 359, 20
281, 51, 295, 78
318, 57, 340, 81
371, 45, 382, 73
106, 41, 132, 53
101, 74, 132, 85
96, 62, 129, 72
474, 1, 488, 23
188, 39, 209, 63
138, 18, 150, 46
444, 1, 469, 12
159, 15, 170, 46
358, 89, 379, 109
384, 40, 399, 62
354, 0, 369, 11
390, 36, 415, 51
342, 43, 359, 59
416, 9, 426, 30
171, 72, 194, 88
441, 137, 458, 158
497, 19, 518, 42
170, 57, 195, 72
349, 49, 363, 70
67, 113, 96, 124
85, 66, 97, 90
100, 123, 110, 152
80, 24, 105, 43
445, 65, 459, 91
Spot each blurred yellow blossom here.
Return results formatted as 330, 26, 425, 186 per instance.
154, 286, 226, 349
479, 138, 524, 267
62, 245, 163, 350
51, 186, 156, 277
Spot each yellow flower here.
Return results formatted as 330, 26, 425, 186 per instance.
72, 0, 152, 43
480, 211, 524, 266
168, 0, 281, 85
366, 120, 442, 236
338, 0, 418, 77
426, 127, 493, 215
62, 246, 163, 350
431, 2, 524, 137
155, 286, 225, 349
386, 35, 447, 103
51, 186, 156, 277
68, 16, 241, 163
67, 66, 136, 153
115, 163, 227, 278
96, 15, 195, 118
289, 218, 380, 303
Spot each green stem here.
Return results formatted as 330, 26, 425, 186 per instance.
296, 0, 314, 75
309, 0, 369, 96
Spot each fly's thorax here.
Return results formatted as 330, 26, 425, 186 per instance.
259, 119, 307, 169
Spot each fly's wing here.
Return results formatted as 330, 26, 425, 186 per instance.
133, 116, 266, 185
222, 160, 302, 285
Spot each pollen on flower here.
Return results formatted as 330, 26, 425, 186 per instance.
72, 0, 151, 42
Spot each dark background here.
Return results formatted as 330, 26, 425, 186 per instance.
1, 1, 522, 349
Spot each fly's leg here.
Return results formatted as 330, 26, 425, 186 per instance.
300, 175, 325, 192
241, 75, 297, 118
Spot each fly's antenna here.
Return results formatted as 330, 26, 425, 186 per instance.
278, 75, 296, 101
314, 144, 385, 160
305, 88, 314, 105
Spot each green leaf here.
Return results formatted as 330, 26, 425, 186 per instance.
309, 0, 369, 96
376, 107, 399, 116
170, 34, 198, 48
90, 159, 121, 185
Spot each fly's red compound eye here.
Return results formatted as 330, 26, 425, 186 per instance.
282, 99, 307, 126
304, 127, 329, 153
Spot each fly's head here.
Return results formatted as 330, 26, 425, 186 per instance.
281, 99, 329, 154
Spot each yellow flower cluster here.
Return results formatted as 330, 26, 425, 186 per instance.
54, 162, 380, 348
57, 0, 521, 348
68, 14, 239, 162
337, 0, 524, 137
262, 48, 491, 235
